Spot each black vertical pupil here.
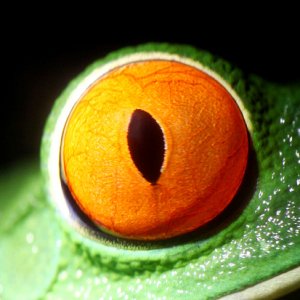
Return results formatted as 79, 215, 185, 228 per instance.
127, 109, 165, 184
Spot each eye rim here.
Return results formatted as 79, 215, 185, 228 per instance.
41, 46, 254, 258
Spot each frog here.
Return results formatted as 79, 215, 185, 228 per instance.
0, 43, 299, 300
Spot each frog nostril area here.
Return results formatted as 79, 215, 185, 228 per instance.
127, 109, 165, 184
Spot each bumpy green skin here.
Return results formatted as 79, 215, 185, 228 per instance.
0, 44, 299, 300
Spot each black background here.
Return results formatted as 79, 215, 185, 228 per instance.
1, 7, 300, 299
2, 17, 300, 169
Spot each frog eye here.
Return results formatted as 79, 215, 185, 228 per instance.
46, 53, 250, 241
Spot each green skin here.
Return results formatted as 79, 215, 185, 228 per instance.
0, 44, 299, 300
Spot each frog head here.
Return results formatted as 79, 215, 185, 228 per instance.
0, 43, 299, 300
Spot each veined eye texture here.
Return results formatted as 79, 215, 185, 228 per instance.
62, 59, 248, 241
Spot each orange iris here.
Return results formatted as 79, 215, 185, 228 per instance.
63, 60, 248, 240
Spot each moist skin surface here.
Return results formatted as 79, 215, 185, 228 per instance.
0, 44, 299, 300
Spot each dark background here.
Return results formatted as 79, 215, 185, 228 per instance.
2, 21, 300, 169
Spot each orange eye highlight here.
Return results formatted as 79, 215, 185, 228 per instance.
62, 60, 248, 240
